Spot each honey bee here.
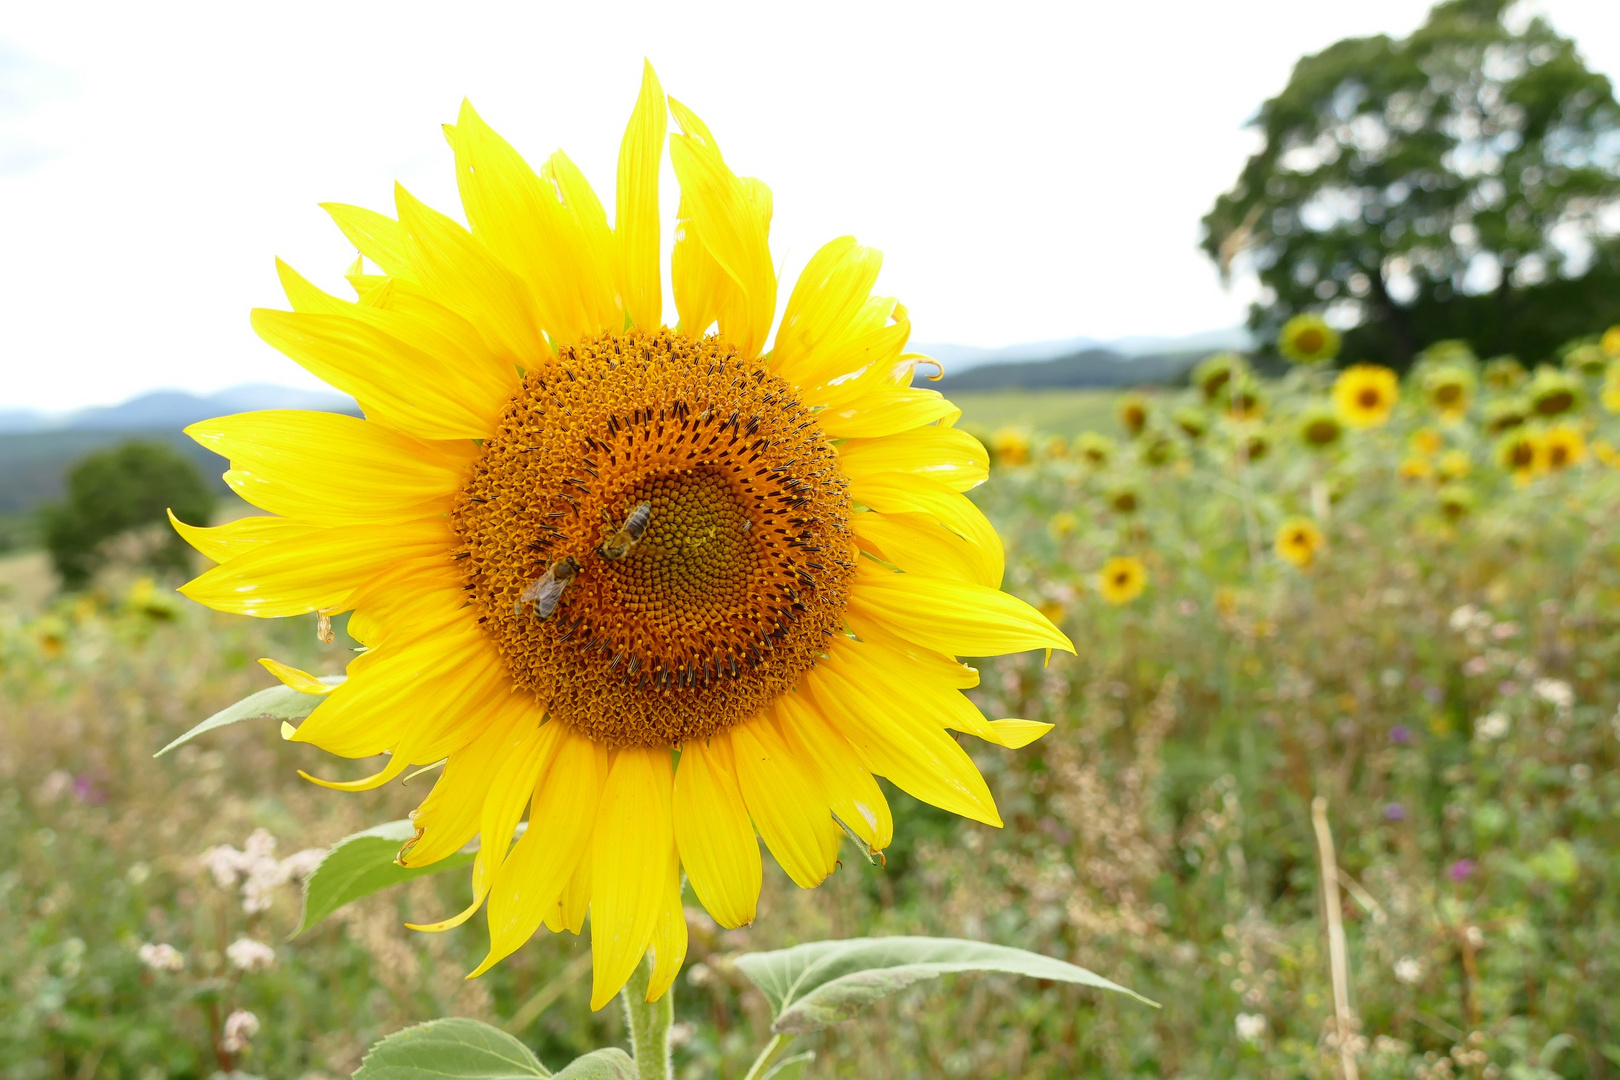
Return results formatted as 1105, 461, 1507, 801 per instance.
516, 555, 581, 619
599, 501, 652, 560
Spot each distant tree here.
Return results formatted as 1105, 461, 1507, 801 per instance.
1203, 0, 1620, 367
41, 441, 214, 589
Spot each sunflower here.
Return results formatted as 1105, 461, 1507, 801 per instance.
1096, 556, 1148, 604
1221, 376, 1266, 421
1437, 484, 1476, 520
1040, 434, 1069, 460
1527, 366, 1582, 417
1422, 365, 1474, 422
1604, 326, 1620, 358
1106, 482, 1141, 514
1409, 427, 1443, 457
1174, 407, 1209, 440
1277, 313, 1340, 364
1296, 404, 1343, 450
989, 428, 1032, 467
1482, 355, 1526, 391
1541, 424, 1586, 470
1193, 352, 1245, 401
1436, 449, 1471, 482
1483, 397, 1528, 435
173, 68, 1071, 1010
1273, 517, 1324, 568
1073, 431, 1116, 466
1397, 457, 1434, 482
1565, 342, 1607, 376
1494, 428, 1541, 483
1116, 393, 1151, 437
1602, 362, 1620, 414
1332, 364, 1399, 429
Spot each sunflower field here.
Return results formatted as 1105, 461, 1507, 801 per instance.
2, 325, 1618, 1079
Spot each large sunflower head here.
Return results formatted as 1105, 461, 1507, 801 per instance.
1074, 431, 1116, 466
1493, 428, 1541, 482
1116, 392, 1152, 437
1483, 396, 1529, 435
1193, 351, 1246, 401
1277, 313, 1340, 364
1603, 326, 1620, 359
1563, 341, 1608, 377
1332, 364, 1400, 429
1482, 355, 1527, 392
173, 67, 1071, 1010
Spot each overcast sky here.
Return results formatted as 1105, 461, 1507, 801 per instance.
3, 0, 1618, 411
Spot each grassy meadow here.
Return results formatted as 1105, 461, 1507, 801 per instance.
3, 347, 1620, 1079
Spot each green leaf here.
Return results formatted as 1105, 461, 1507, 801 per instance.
550, 1049, 636, 1079
154, 676, 343, 757
294, 819, 474, 936
353, 1017, 551, 1079
733, 936, 1155, 1035
763, 1051, 815, 1079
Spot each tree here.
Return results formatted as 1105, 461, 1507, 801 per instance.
41, 440, 215, 589
1203, 0, 1620, 367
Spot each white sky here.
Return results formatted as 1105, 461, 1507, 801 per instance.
3, 0, 1618, 411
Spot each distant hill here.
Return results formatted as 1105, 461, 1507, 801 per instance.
935, 346, 1204, 392
0, 384, 361, 520
919, 326, 1251, 376
0, 384, 358, 434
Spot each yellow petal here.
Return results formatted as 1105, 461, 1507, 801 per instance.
589, 746, 675, 1009
474, 728, 605, 976
256, 657, 335, 696
614, 61, 666, 330
187, 410, 473, 526
852, 510, 986, 588
848, 563, 1073, 658
815, 385, 959, 440
806, 650, 1001, 827
448, 102, 617, 347
668, 98, 776, 356
403, 721, 516, 876
322, 202, 416, 281
290, 624, 498, 758
275, 259, 520, 422
179, 517, 453, 618
849, 477, 1003, 588
672, 736, 760, 929
839, 426, 989, 494
545, 854, 594, 936
730, 718, 840, 889
771, 236, 885, 386
168, 509, 316, 564
644, 848, 687, 1002
772, 690, 893, 852
841, 607, 979, 689
250, 308, 497, 441
393, 182, 551, 366
345, 558, 469, 648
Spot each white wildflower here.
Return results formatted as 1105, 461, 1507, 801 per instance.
1474, 711, 1510, 741
1448, 604, 1478, 632
1465, 925, 1485, 948
226, 937, 277, 972
137, 942, 185, 972
1572, 763, 1592, 783
279, 848, 326, 883
1394, 956, 1423, 984
222, 1009, 260, 1053
1235, 1012, 1267, 1043
1533, 678, 1574, 710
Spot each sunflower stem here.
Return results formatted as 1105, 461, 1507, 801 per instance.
741, 1033, 787, 1080
621, 955, 673, 1080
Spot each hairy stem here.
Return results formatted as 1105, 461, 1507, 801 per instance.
622, 957, 673, 1080
741, 1033, 787, 1080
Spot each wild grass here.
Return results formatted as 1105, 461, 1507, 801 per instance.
2, 359, 1618, 1078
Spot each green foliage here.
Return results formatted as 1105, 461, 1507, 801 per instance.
40, 440, 214, 589
354, 1018, 553, 1079
733, 937, 1150, 1035
1203, 0, 1620, 366
154, 676, 339, 757
295, 819, 477, 936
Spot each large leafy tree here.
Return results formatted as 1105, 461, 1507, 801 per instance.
42, 440, 214, 589
1203, 0, 1620, 366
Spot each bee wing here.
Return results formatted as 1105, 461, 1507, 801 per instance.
520, 567, 558, 604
